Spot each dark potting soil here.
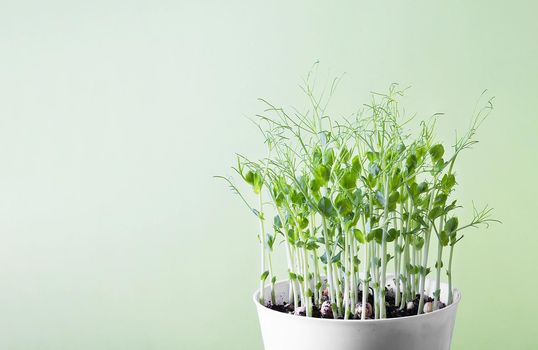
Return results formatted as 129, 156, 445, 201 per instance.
266, 288, 440, 320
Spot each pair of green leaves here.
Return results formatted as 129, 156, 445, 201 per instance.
435, 217, 458, 247
375, 190, 399, 211
441, 173, 456, 192
243, 170, 263, 194
288, 271, 304, 283
320, 251, 342, 264
296, 238, 319, 250
365, 227, 399, 244
428, 199, 458, 221
445, 216, 460, 246
429, 144, 446, 175
260, 270, 276, 283
406, 153, 418, 174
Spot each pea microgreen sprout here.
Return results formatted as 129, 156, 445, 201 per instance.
218, 75, 498, 320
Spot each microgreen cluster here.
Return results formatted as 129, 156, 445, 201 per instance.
219, 77, 496, 319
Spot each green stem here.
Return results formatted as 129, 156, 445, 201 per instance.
379, 177, 389, 318
322, 215, 338, 318
417, 186, 436, 315
411, 240, 417, 297
433, 240, 443, 310
302, 246, 312, 316
258, 193, 266, 304
310, 214, 321, 307
447, 244, 455, 304
313, 248, 322, 305
294, 245, 305, 306
401, 233, 411, 309
277, 207, 299, 307
372, 242, 380, 319
343, 228, 350, 319
351, 235, 358, 307
433, 219, 444, 310
417, 231, 431, 315
394, 212, 401, 308
361, 237, 371, 320
334, 261, 343, 316
268, 250, 276, 305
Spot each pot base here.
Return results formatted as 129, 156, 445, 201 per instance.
254, 277, 460, 350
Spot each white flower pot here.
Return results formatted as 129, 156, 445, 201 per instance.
254, 277, 461, 350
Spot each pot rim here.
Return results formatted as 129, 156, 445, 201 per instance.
252, 278, 461, 323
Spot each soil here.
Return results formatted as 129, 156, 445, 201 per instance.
266, 287, 442, 319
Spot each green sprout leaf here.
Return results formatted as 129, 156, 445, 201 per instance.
318, 196, 335, 217
445, 217, 459, 234
388, 191, 399, 211
428, 206, 444, 220
376, 191, 386, 207
368, 228, 383, 244
260, 270, 269, 281
417, 181, 429, 194
339, 170, 358, 189
387, 228, 399, 242
314, 164, 330, 185
440, 230, 449, 246
441, 174, 456, 191
351, 155, 362, 173
406, 153, 418, 173
335, 193, 353, 216
353, 229, 365, 243
309, 178, 321, 193
323, 148, 335, 166
429, 144, 445, 163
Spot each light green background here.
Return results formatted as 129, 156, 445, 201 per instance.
1, 1, 537, 349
